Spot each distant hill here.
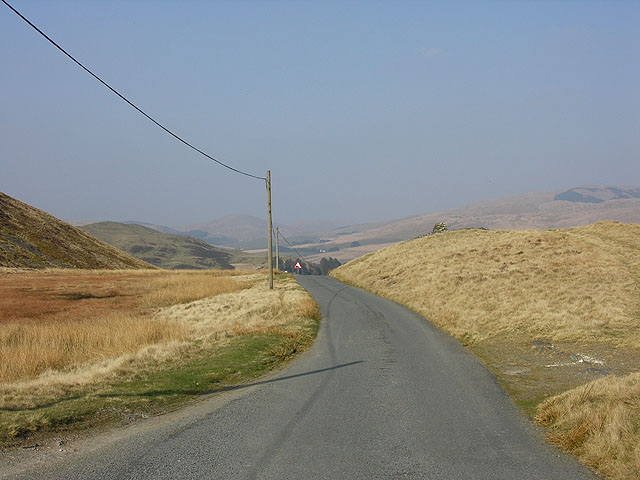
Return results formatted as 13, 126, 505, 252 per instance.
178, 214, 331, 250
0, 192, 152, 269
553, 186, 640, 203
332, 220, 640, 347
80, 222, 239, 270
120, 221, 180, 235
336, 185, 640, 239
179, 214, 269, 250
72, 220, 241, 247
293, 185, 640, 263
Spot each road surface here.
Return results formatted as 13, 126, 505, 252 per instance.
5, 276, 595, 479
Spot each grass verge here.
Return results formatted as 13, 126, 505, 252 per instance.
0, 333, 317, 446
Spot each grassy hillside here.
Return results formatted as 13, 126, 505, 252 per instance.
0, 192, 152, 269
333, 221, 640, 479
81, 222, 239, 270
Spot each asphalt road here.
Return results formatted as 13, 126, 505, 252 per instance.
6, 276, 595, 479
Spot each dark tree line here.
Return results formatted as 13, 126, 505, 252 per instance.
319, 257, 341, 275
279, 257, 341, 275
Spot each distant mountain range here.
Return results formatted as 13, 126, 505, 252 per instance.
553, 186, 640, 203
294, 185, 640, 262
0, 192, 152, 269
62, 185, 640, 264
179, 215, 268, 249
115, 215, 317, 251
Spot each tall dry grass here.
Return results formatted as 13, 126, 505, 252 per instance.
161, 273, 317, 344
536, 372, 640, 480
333, 221, 640, 347
0, 271, 248, 396
0, 270, 318, 411
0, 313, 187, 383
141, 272, 250, 308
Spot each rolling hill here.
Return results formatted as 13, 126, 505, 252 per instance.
80, 222, 235, 270
81, 222, 267, 270
0, 192, 152, 269
121, 221, 181, 235
296, 185, 640, 262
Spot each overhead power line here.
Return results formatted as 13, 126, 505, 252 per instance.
277, 229, 311, 264
2, 0, 266, 181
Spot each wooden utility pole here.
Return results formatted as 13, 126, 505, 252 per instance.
275, 226, 279, 273
266, 170, 273, 290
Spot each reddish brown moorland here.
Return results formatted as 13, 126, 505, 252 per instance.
0, 270, 156, 325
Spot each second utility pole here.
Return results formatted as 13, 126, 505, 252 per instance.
266, 170, 273, 290
275, 226, 279, 273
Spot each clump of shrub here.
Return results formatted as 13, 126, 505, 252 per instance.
432, 222, 448, 234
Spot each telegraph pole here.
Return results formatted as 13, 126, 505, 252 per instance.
275, 226, 279, 272
266, 170, 273, 290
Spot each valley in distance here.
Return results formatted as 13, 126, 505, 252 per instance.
71, 184, 640, 267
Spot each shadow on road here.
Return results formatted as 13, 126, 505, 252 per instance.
1, 362, 365, 413
102, 360, 365, 399
220, 360, 365, 392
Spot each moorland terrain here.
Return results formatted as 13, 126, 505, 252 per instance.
3, 187, 640, 478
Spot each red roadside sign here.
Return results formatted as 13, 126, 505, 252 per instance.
294, 261, 302, 270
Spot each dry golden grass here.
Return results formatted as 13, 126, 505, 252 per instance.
0, 313, 187, 383
333, 221, 640, 480
0, 269, 247, 327
141, 271, 250, 308
0, 269, 317, 411
334, 221, 640, 347
536, 373, 640, 479
161, 273, 316, 344
0, 270, 246, 394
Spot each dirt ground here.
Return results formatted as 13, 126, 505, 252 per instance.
472, 335, 640, 416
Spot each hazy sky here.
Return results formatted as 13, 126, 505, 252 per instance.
2, 0, 639, 228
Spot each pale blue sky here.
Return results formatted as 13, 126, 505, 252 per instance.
1, 0, 638, 228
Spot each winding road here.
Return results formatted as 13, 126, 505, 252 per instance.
6, 276, 595, 479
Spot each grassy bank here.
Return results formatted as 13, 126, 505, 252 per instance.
0, 269, 319, 446
332, 221, 640, 479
